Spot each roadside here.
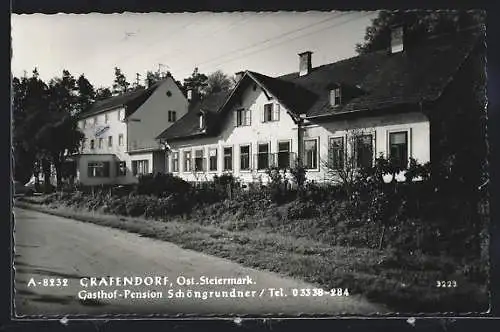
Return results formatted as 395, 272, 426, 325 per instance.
14, 207, 385, 316
14, 197, 489, 313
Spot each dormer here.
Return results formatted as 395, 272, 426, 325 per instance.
390, 25, 404, 54
329, 85, 342, 107
327, 83, 365, 107
198, 110, 206, 130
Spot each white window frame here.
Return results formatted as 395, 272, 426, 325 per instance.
208, 147, 218, 172
132, 160, 149, 176
235, 108, 251, 127
277, 139, 292, 169
239, 144, 251, 172
330, 87, 342, 107
257, 141, 271, 171
386, 128, 412, 168
354, 131, 376, 169
108, 135, 113, 147
171, 151, 179, 173
118, 133, 124, 146
303, 137, 320, 171
183, 150, 192, 173
194, 148, 205, 172
263, 103, 280, 122
328, 135, 345, 171
223, 146, 234, 171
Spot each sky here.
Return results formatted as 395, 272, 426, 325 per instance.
11, 11, 379, 89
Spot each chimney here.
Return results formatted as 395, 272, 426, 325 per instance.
187, 87, 199, 103
298, 51, 313, 76
390, 25, 404, 53
235, 71, 245, 83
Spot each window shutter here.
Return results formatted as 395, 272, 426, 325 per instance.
274, 104, 280, 121
234, 110, 238, 127
247, 109, 251, 126
261, 105, 265, 123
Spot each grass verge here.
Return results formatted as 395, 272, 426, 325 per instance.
14, 198, 489, 314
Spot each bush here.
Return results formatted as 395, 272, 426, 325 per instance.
136, 172, 191, 197
287, 201, 320, 220
213, 173, 239, 187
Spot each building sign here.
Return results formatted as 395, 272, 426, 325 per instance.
95, 125, 110, 138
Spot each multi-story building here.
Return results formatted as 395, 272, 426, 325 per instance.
75, 75, 188, 185
156, 27, 485, 185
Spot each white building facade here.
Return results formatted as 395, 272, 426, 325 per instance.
76, 76, 188, 186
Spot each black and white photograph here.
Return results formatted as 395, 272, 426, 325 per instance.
11, 9, 489, 317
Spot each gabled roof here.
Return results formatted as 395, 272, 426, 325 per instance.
156, 90, 231, 141
157, 28, 483, 141
79, 78, 168, 119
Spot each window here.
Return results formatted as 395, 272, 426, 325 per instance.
183, 151, 192, 172
330, 88, 342, 106
168, 110, 177, 122
98, 138, 103, 149
329, 137, 344, 170
90, 139, 95, 149
356, 134, 374, 169
236, 108, 251, 127
94, 116, 98, 125
118, 109, 125, 121
194, 149, 205, 172
209, 148, 218, 171
172, 152, 179, 172
116, 161, 126, 176
104, 113, 109, 124
240, 145, 250, 171
118, 134, 124, 146
264, 103, 280, 122
132, 160, 149, 176
223, 147, 233, 171
87, 161, 110, 178
199, 114, 205, 129
257, 143, 270, 170
82, 120, 86, 129
278, 141, 290, 169
108, 136, 113, 147
389, 131, 409, 168
304, 139, 318, 169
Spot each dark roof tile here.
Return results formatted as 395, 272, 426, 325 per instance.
157, 90, 231, 140
157, 28, 482, 140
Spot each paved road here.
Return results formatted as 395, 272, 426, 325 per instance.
13, 207, 386, 317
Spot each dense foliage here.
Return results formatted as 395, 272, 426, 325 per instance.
356, 10, 486, 55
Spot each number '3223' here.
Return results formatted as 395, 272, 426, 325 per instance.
436, 280, 457, 288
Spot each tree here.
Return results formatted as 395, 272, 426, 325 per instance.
12, 68, 49, 183
35, 112, 83, 189
144, 70, 165, 89
183, 67, 208, 95
76, 74, 95, 115
203, 70, 234, 95
355, 10, 486, 55
95, 87, 112, 100
47, 70, 78, 115
112, 67, 130, 95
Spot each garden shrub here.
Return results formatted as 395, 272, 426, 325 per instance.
287, 201, 320, 220
136, 172, 191, 197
